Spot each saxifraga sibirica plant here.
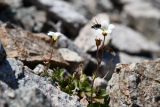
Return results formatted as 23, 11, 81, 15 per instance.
42, 31, 61, 76
91, 20, 115, 104
42, 21, 115, 106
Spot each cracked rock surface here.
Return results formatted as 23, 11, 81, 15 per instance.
107, 60, 160, 107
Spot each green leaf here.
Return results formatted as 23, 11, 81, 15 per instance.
99, 89, 108, 97
60, 71, 64, 79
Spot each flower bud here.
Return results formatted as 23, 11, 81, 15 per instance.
95, 38, 102, 47
102, 30, 108, 36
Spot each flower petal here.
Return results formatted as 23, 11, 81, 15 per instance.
108, 24, 115, 31
47, 31, 61, 41
47, 31, 55, 36
107, 29, 112, 34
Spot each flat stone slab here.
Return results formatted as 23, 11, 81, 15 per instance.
0, 24, 68, 68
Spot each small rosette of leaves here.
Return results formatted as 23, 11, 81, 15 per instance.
50, 68, 109, 106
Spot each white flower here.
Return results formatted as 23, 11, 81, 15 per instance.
107, 24, 115, 34
94, 24, 115, 35
101, 24, 115, 35
95, 35, 103, 40
47, 31, 61, 41
101, 20, 109, 29
99, 19, 115, 31
94, 24, 115, 46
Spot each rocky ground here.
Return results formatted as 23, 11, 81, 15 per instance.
0, 0, 160, 107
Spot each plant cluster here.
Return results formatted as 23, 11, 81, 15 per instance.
50, 67, 109, 107
43, 21, 115, 106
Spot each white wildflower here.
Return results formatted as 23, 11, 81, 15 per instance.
47, 31, 61, 41
107, 24, 115, 33
94, 23, 115, 46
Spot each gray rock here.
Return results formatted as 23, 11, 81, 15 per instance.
19, 66, 84, 107
112, 0, 142, 4
29, 0, 87, 38
111, 24, 160, 54
119, 52, 151, 64
66, 0, 113, 18
0, 81, 12, 107
15, 7, 47, 32
5, 89, 15, 99
107, 60, 160, 107
33, 64, 53, 75
58, 48, 84, 63
0, 98, 8, 107
0, 58, 52, 107
93, 77, 107, 89
123, 1, 160, 43
66, 0, 97, 18
97, 0, 113, 12
33, 64, 45, 75
33, 64, 70, 79
0, 0, 22, 8
0, 58, 23, 89
149, 0, 160, 9
0, 41, 6, 63
0, 58, 84, 107
0, 81, 52, 107
58, 48, 84, 72
12, 87, 52, 107
56, 33, 98, 74
57, 33, 91, 57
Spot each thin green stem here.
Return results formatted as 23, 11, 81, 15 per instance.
90, 35, 106, 104
101, 35, 105, 60
44, 40, 55, 74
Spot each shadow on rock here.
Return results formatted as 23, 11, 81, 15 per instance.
0, 6, 21, 26
103, 52, 120, 80
0, 59, 20, 89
